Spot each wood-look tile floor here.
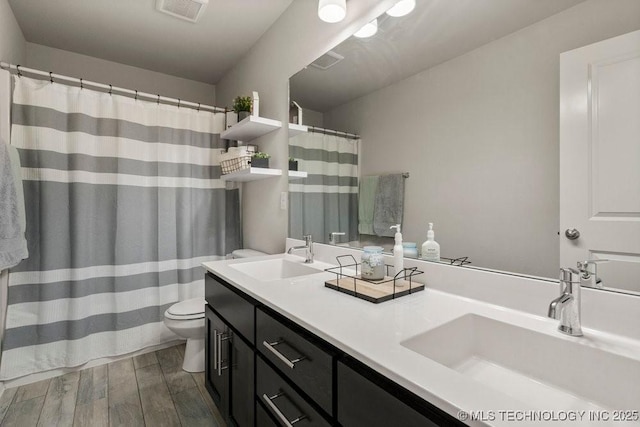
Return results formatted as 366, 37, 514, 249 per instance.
0, 344, 226, 427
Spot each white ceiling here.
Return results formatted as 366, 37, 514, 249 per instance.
290, 0, 586, 112
9, 0, 293, 84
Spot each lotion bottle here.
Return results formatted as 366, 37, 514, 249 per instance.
421, 223, 441, 262
390, 224, 404, 277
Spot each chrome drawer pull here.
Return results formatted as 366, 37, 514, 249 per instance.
262, 340, 306, 369
217, 333, 231, 376
212, 329, 218, 370
262, 392, 307, 427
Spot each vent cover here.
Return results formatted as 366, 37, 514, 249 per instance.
156, 0, 208, 23
309, 51, 345, 70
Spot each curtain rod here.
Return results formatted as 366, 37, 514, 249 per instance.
308, 125, 360, 140
0, 62, 226, 114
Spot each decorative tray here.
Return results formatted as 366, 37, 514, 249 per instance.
324, 255, 424, 304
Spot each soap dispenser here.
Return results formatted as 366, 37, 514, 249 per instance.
390, 224, 404, 277
421, 223, 440, 262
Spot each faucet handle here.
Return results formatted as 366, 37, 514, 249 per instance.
559, 267, 580, 293
577, 259, 608, 274
303, 234, 313, 244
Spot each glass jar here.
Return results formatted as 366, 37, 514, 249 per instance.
361, 246, 385, 280
402, 242, 419, 258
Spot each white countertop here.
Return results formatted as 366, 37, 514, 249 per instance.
203, 253, 640, 427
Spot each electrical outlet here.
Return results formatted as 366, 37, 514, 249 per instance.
280, 192, 287, 210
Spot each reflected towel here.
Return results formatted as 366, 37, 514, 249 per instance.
373, 174, 404, 237
358, 175, 378, 235
0, 140, 28, 270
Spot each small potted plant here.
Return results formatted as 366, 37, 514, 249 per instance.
251, 152, 270, 168
289, 157, 298, 171
232, 96, 252, 121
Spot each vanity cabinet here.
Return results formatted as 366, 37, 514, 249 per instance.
204, 271, 465, 427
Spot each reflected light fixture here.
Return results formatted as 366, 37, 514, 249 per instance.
318, 0, 347, 23
353, 18, 378, 38
386, 0, 415, 17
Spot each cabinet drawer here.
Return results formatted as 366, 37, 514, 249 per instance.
256, 401, 279, 427
205, 273, 255, 344
257, 357, 331, 427
256, 308, 333, 414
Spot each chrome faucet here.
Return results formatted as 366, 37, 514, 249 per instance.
287, 235, 314, 263
329, 231, 345, 245
548, 268, 583, 336
577, 259, 608, 289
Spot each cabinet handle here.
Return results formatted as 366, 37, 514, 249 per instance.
262, 340, 306, 369
217, 332, 231, 376
262, 392, 307, 427
212, 329, 218, 370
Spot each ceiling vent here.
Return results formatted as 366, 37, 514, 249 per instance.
156, 0, 208, 23
309, 51, 345, 70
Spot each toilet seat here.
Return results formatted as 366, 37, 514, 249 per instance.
165, 297, 205, 320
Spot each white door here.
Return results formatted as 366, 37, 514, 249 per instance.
560, 30, 640, 294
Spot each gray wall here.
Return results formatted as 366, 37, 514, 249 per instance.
25, 43, 215, 106
215, 0, 397, 255
0, 0, 25, 64
324, 0, 640, 278
301, 108, 324, 127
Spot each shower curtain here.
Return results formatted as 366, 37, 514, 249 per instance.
289, 132, 359, 243
0, 76, 240, 379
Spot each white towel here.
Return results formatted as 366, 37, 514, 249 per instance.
0, 139, 28, 270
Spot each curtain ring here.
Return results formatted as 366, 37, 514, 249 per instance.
109, 84, 112, 95
49, 72, 53, 83
157, 94, 160, 105
16, 65, 22, 77
177, 99, 181, 108
197, 103, 200, 112
135, 90, 138, 101
80, 78, 83, 89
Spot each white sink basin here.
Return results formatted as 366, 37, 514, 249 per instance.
230, 258, 320, 282
402, 314, 640, 412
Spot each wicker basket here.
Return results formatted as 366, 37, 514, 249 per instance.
220, 155, 252, 175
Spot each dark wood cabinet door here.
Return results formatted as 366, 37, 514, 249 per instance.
205, 306, 230, 418
228, 334, 255, 427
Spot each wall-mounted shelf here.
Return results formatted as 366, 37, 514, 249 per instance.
288, 123, 308, 137
221, 167, 282, 182
221, 115, 282, 141
288, 171, 308, 179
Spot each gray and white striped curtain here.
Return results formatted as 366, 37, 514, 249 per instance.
0, 76, 240, 379
289, 132, 359, 243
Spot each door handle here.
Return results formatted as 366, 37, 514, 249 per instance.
262, 392, 307, 427
565, 228, 580, 240
217, 332, 230, 376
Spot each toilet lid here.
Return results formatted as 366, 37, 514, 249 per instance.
165, 297, 205, 320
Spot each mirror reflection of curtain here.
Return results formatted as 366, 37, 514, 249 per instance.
289, 132, 359, 244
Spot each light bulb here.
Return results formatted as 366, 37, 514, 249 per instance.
318, 0, 347, 23
354, 18, 378, 38
386, 0, 415, 17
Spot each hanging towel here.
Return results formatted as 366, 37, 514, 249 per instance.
373, 174, 405, 237
358, 175, 379, 235
0, 139, 28, 270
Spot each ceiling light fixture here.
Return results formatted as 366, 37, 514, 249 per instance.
318, 0, 347, 23
385, 0, 415, 17
353, 18, 378, 38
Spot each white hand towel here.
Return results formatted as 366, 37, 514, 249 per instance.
0, 139, 28, 270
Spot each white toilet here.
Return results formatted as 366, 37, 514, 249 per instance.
163, 249, 267, 372
163, 297, 207, 372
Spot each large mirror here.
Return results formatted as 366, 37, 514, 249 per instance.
288, 0, 640, 295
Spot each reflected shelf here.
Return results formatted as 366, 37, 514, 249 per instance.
220, 167, 282, 182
